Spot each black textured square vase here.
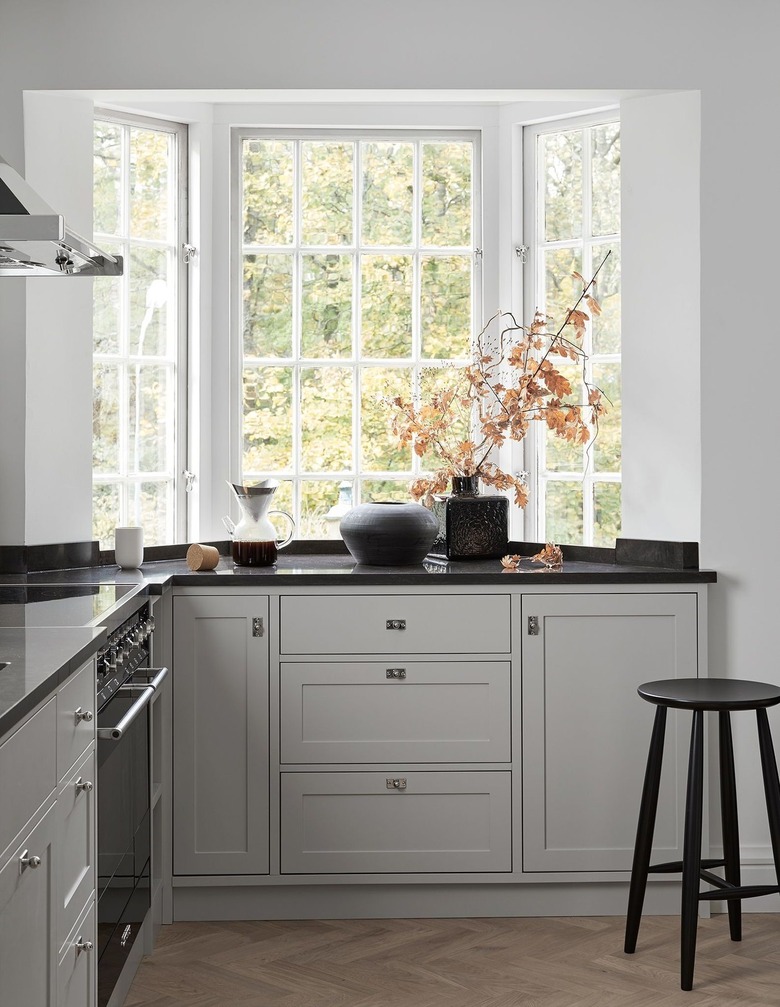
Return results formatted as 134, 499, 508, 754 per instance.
428, 493, 509, 560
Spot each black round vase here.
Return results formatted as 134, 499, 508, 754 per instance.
339, 502, 439, 566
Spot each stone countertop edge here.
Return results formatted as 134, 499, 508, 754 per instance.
0, 626, 107, 740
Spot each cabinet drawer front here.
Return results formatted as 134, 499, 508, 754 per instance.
281, 771, 511, 874
58, 899, 96, 1007
280, 595, 510, 655
57, 748, 96, 951
58, 661, 96, 780
0, 698, 56, 856
281, 662, 511, 763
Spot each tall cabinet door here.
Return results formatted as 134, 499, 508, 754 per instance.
522, 592, 698, 874
173, 595, 269, 875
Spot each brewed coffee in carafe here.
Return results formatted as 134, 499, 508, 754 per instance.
226, 481, 295, 566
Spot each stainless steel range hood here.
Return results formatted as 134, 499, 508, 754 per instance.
0, 155, 123, 277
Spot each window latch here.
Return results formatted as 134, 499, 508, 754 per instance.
515, 245, 529, 263
183, 470, 196, 493
183, 243, 197, 264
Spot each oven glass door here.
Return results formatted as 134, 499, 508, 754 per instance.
97, 683, 151, 1007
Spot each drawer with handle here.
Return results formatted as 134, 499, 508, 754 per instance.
57, 747, 96, 951
280, 594, 510, 655
280, 771, 511, 874
280, 661, 511, 763
58, 660, 96, 780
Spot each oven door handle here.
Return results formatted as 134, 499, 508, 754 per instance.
97, 685, 154, 741
147, 666, 169, 691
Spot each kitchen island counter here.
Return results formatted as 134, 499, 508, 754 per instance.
0, 625, 105, 738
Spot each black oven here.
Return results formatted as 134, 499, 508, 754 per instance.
95, 605, 167, 1007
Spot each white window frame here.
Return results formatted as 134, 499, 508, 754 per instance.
520, 110, 621, 546
230, 127, 483, 533
93, 109, 189, 545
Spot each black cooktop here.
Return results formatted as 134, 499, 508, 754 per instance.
0, 584, 141, 628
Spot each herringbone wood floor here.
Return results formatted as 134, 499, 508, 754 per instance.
124, 915, 780, 1007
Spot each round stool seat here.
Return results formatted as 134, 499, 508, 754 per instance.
639, 678, 780, 712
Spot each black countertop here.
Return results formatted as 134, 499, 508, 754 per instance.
0, 626, 106, 739
0, 538, 716, 739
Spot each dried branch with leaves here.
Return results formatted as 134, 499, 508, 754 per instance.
386, 255, 611, 507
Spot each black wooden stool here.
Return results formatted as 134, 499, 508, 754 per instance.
624, 678, 780, 990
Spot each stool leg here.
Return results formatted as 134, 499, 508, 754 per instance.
756, 709, 780, 882
625, 705, 667, 954
681, 709, 704, 991
719, 711, 741, 941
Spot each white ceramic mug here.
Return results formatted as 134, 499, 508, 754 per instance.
115, 526, 144, 569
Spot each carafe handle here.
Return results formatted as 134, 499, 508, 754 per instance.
222, 515, 236, 537
269, 510, 295, 550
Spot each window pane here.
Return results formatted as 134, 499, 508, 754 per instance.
360, 254, 413, 358
93, 247, 122, 355
243, 139, 294, 246
93, 122, 121, 236
592, 362, 621, 473
129, 128, 170, 242
93, 363, 120, 474
421, 142, 472, 247
301, 254, 353, 358
590, 243, 621, 355
128, 246, 171, 356
93, 482, 121, 549
135, 481, 174, 544
544, 364, 584, 473
419, 365, 471, 446
361, 479, 411, 503
420, 255, 471, 358
243, 254, 293, 358
300, 480, 344, 538
544, 247, 583, 336
301, 141, 353, 246
300, 366, 352, 471
546, 480, 583, 544
360, 367, 412, 471
361, 141, 414, 246
128, 364, 172, 473
243, 366, 293, 472
542, 130, 583, 242
591, 124, 621, 237
593, 482, 621, 547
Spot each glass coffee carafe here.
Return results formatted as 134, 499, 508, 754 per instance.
225, 480, 295, 567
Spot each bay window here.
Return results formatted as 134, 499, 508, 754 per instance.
235, 130, 481, 537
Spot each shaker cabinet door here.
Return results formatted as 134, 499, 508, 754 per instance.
0, 803, 57, 1007
521, 592, 698, 873
173, 595, 270, 875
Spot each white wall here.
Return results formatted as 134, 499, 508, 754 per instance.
23, 93, 95, 544
621, 91, 701, 541
1, 0, 779, 861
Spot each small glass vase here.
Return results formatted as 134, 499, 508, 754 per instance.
428, 476, 509, 561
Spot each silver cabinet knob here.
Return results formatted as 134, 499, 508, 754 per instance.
19, 849, 42, 870
386, 619, 406, 631
75, 778, 94, 794
75, 937, 94, 955
386, 668, 407, 679
74, 707, 94, 723
385, 778, 408, 790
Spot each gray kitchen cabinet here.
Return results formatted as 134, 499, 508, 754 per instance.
56, 746, 96, 953
57, 900, 96, 1007
521, 592, 698, 873
281, 771, 512, 874
280, 660, 511, 764
0, 801, 57, 1006
0, 656, 98, 1007
173, 594, 270, 875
